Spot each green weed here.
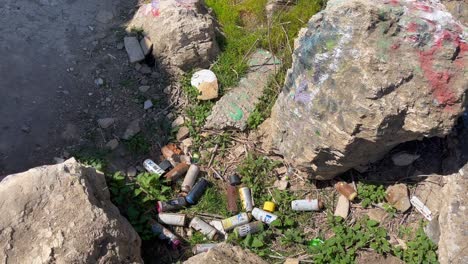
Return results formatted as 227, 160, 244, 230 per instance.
124, 134, 150, 155
183, 185, 230, 217
73, 148, 108, 172
394, 222, 438, 263
357, 182, 387, 208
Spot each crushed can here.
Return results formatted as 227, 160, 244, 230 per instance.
252, 207, 278, 225
165, 162, 189, 181
186, 178, 209, 204
221, 212, 250, 231
143, 159, 166, 175
234, 221, 264, 238
151, 221, 181, 249
239, 187, 253, 212
192, 243, 219, 254
335, 182, 357, 201
226, 184, 239, 214
181, 164, 200, 193
157, 197, 187, 212
157, 213, 186, 226
291, 199, 324, 211
189, 217, 218, 240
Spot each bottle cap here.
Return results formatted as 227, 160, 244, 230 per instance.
229, 174, 241, 186
158, 160, 173, 171
263, 201, 276, 212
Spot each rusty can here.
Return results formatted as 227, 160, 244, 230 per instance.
221, 212, 250, 231
189, 217, 218, 240
226, 185, 238, 214
165, 162, 189, 181
143, 159, 166, 175
186, 178, 209, 205
192, 243, 219, 254
335, 182, 357, 201
291, 199, 324, 211
234, 221, 264, 238
151, 221, 181, 249
239, 187, 253, 212
181, 164, 199, 193
252, 207, 278, 225
157, 213, 186, 226
157, 197, 187, 212
229, 174, 241, 186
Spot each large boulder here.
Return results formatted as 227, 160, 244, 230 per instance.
127, 0, 219, 71
261, 0, 468, 180
441, 0, 468, 25
0, 158, 143, 263
184, 243, 268, 264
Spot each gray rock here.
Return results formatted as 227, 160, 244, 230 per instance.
261, 0, 468, 180
127, 0, 219, 71
106, 139, 119, 150
140, 36, 153, 56
424, 215, 440, 244
117, 42, 124, 50
184, 243, 267, 264
95, 78, 104, 86
124, 37, 145, 63
391, 152, 420, 166
176, 126, 190, 141
139, 65, 152, 74
97, 117, 115, 129
205, 49, 281, 131
385, 184, 411, 212
367, 208, 388, 223
171, 115, 185, 128
138, 85, 150, 93
144, 100, 153, 110
274, 179, 289, 190
122, 119, 141, 140
127, 167, 137, 177
0, 158, 143, 263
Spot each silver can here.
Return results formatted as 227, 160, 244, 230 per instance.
252, 207, 278, 225
143, 159, 165, 175
239, 187, 254, 212
157, 213, 186, 226
181, 164, 200, 193
221, 212, 250, 231
189, 217, 218, 240
234, 221, 264, 237
192, 243, 219, 254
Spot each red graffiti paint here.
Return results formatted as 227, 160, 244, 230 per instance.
412, 2, 433, 12
385, 0, 400, 6
407, 22, 419, 32
391, 41, 400, 50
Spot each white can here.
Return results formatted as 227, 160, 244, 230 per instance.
189, 217, 218, 240
181, 164, 199, 193
291, 199, 323, 211
157, 213, 186, 226
252, 208, 278, 225
221, 212, 250, 231
239, 187, 254, 212
143, 159, 165, 175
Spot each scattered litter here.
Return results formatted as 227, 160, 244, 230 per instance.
291, 199, 323, 211
165, 163, 189, 181
410, 196, 433, 221
252, 208, 278, 225
335, 182, 357, 201
239, 187, 254, 212
209, 220, 228, 240
263, 201, 276, 212
181, 164, 199, 193
190, 69, 219, 100
143, 159, 166, 175
226, 185, 239, 214
229, 174, 241, 186
186, 179, 209, 205
151, 221, 181, 249
192, 243, 219, 254
234, 221, 264, 238
221, 212, 250, 231
189, 217, 219, 240
334, 195, 350, 219
157, 197, 187, 212
158, 213, 186, 226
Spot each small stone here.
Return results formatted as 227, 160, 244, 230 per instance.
275, 166, 288, 175
284, 258, 299, 264
53, 157, 65, 164
171, 116, 185, 128
274, 180, 289, 190
144, 100, 153, 110
163, 86, 171, 94
122, 119, 141, 140
136, 165, 145, 172
367, 208, 388, 223
21, 125, 31, 133
386, 184, 411, 212
138, 85, 150, 93
106, 139, 119, 150
127, 167, 137, 177
116, 42, 124, 50
191, 69, 218, 100
97, 118, 115, 129
182, 138, 193, 148
139, 65, 152, 74
135, 64, 142, 71
140, 36, 153, 56
95, 78, 104, 86
334, 195, 349, 219
176, 126, 190, 141
124, 37, 145, 63
392, 152, 420, 166
166, 112, 174, 119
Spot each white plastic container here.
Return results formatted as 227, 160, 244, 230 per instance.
252, 208, 278, 225
157, 213, 186, 226
291, 199, 323, 211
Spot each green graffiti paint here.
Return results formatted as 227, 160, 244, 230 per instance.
228, 103, 244, 121
325, 39, 337, 51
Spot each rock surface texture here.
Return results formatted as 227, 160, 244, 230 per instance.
262, 0, 468, 180
0, 158, 143, 263
127, 0, 219, 71
183, 243, 268, 264
441, 0, 468, 25
205, 49, 281, 130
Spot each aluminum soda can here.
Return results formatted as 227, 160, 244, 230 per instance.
189, 217, 218, 240
239, 187, 253, 212
151, 221, 181, 249
186, 178, 209, 204
252, 207, 278, 225
157, 213, 186, 226
234, 221, 264, 237
192, 243, 219, 254
157, 197, 187, 212
291, 199, 324, 211
221, 212, 250, 231
181, 164, 200, 193
143, 159, 166, 175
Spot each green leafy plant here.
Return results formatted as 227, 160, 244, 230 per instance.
357, 182, 387, 208
394, 222, 438, 263
74, 148, 108, 172
124, 134, 150, 155
135, 172, 172, 202
383, 203, 397, 218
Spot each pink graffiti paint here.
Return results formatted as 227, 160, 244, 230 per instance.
151, 0, 160, 17
407, 22, 419, 33
412, 2, 433, 12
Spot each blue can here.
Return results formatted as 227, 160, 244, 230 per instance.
185, 178, 208, 204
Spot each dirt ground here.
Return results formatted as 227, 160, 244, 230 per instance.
0, 0, 172, 177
